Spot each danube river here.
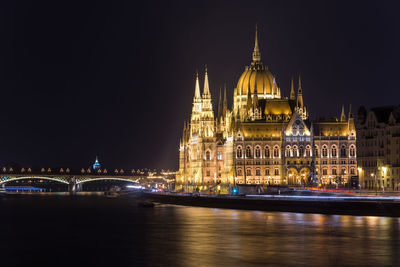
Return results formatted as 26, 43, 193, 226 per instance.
1, 193, 399, 266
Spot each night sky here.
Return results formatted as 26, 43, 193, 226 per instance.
0, 0, 399, 170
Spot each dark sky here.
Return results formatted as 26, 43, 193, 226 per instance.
0, 0, 399, 170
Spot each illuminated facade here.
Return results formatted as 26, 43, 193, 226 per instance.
356, 106, 400, 190
176, 28, 357, 193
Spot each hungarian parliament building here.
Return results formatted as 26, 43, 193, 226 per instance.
175, 28, 357, 193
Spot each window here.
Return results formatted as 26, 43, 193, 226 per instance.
273, 146, 279, 158
350, 168, 355, 175
217, 152, 222, 161
206, 151, 211, 161
350, 145, 356, 157
305, 146, 311, 157
332, 146, 337, 157
256, 169, 261, 176
246, 146, 252, 158
264, 147, 270, 158
341, 168, 346, 175
255, 146, 261, 158
293, 146, 298, 157
322, 145, 328, 157
322, 168, 328, 175
299, 146, 304, 157
332, 168, 337, 175
206, 170, 210, 176
236, 147, 242, 158
274, 168, 279, 176
340, 146, 346, 157
237, 169, 243, 176
246, 169, 252, 176
265, 168, 270, 175
285, 146, 291, 157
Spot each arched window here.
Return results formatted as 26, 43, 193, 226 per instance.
237, 169, 243, 176
264, 146, 270, 158
331, 146, 337, 157
206, 151, 211, 161
256, 169, 261, 176
305, 145, 311, 157
340, 145, 347, 157
255, 146, 261, 158
273, 146, 280, 158
285, 146, 291, 157
246, 146, 252, 158
236, 146, 242, 158
299, 146, 304, 157
350, 145, 356, 157
274, 168, 279, 176
322, 145, 328, 157
265, 168, 270, 175
332, 168, 337, 175
293, 146, 298, 157
246, 169, 252, 176
322, 168, 328, 175
350, 167, 355, 175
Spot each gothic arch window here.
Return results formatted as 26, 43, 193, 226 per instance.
237, 169, 243, 176
305, 145, 311, 157
265, 168, 270, 175
236, 146, 243, 158
264, 146, 270, 158
255, 146, 261, 158
273, 146, 280, 158
205, 150, 211, 161
299, 146, 304, 157
340, 145, 347, 157
246, 169, 252, 176
350, 145, 356, 157
285, 146, 291, 157
293, 145, 298, 157
322, 168, 328, 175
246, 146, 252, 158
322, 145, 328, 157
331, 145, 337, 157
256, 169, 261, 176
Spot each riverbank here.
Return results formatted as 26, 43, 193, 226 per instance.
141, 192, 400, 217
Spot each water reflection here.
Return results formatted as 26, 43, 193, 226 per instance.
150, 205, 400, 266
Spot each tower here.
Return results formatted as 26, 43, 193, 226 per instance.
93, 156, 101, 170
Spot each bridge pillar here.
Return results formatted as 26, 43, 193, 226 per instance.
68, 176, 80, 194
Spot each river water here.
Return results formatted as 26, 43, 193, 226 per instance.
1, 193, 399, 266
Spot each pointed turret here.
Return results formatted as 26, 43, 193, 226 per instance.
223, 83, 228, 116
217, 87, 223, 119
348, 104, 355, 132
290, 77, 295, 100
246, 87, 252, 111
252, 24, 261, 62
203, 66, 211, 98
194, 71, 201, 99
93, 156, 101, 170
297, 75, 303, 109
340, 105, 346, 122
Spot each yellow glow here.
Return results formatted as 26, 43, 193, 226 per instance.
382, 167, 387, 175
357, 167, 362, 173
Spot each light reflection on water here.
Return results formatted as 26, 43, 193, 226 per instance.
1, 195, 399, 266
148, 205, 400, 266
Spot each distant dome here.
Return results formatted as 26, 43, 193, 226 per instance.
236, 62, 278, 97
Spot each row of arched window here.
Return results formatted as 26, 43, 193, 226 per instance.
284, 145, 312, 157
237, 168, 279, 176
318, 144, 356, 158
236, 146, 280, 159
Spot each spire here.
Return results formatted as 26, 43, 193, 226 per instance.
246, 87, 252, 111
93, 156, 101, 170
203, 65, 211, 97
297, 75, 303, 109
194, 71, 201, 99
252, 24, 261, 62
223, 83, 228, 116
290, 77, 295, 100
340, 105, 346, 122
218, 87, 222, 118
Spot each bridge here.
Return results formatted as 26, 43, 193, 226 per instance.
0, 166, 176, 192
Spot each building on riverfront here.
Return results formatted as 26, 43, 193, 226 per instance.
175, 28, 358, 193
356, 105, 400, 190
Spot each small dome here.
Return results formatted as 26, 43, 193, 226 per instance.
236, 62, 278, 97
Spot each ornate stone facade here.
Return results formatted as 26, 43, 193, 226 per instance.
175, 28, 357, 193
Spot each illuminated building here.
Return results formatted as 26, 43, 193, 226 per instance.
93, 156, 101, 170
176, 27, 357, 193
356, 106, 400, 190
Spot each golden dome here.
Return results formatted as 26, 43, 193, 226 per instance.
236, 26, 279, 98
236, 63, 278, 96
